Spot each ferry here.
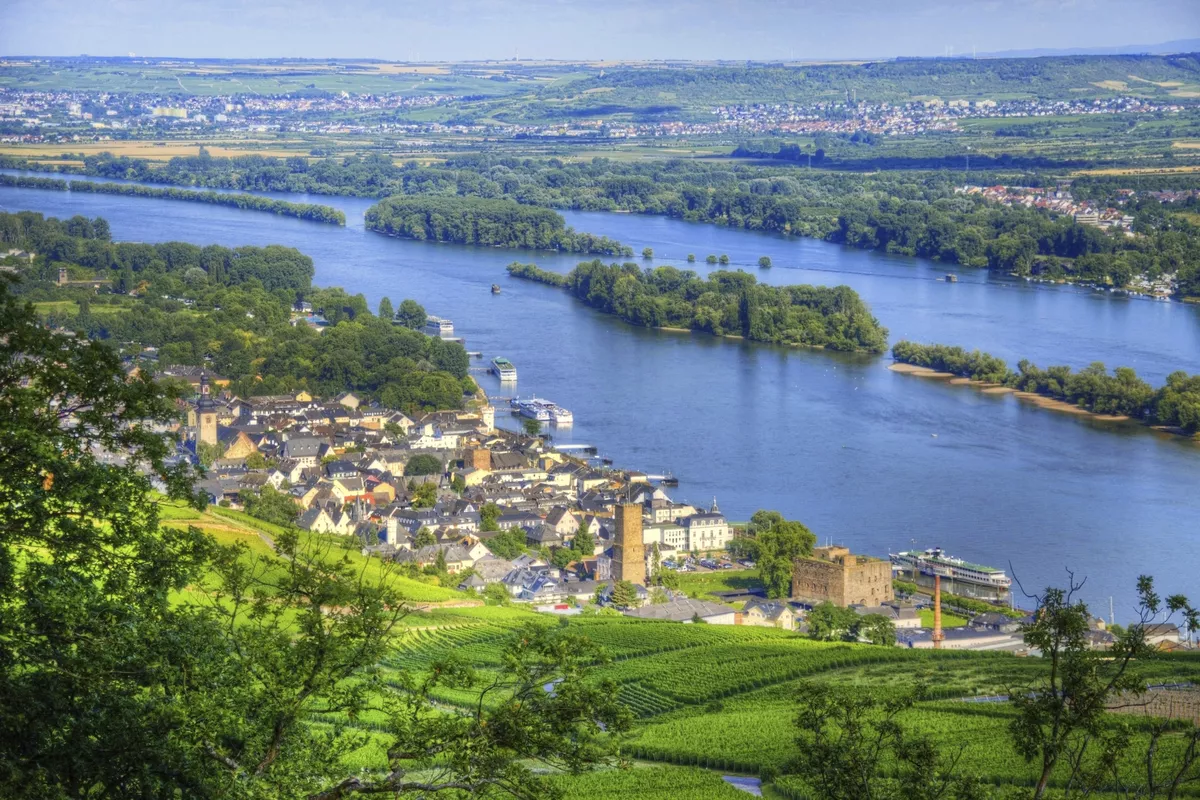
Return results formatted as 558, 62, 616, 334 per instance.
424, 316, 454, 338
889, 548, 1011, 592
551, 405, 573, 426
490, 357, 518, 381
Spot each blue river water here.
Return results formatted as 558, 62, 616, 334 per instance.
3, 170, 1198, 617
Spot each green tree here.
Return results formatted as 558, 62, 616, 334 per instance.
197, 440, 224, 468
1010, 574, 1198, 799
551, 547, 574, 570
378, 295, 394, 320
480, 502, 501, 533
413, 526, 436, 548
0, 276, 213, 798
450, 473, 466, 493
857, 613, 897, 647
787, 683, 981, 800
807, 602, 860, 641
395, 298, 427, 330
484, 581, 511, 605
404, 453, 443, 476
652, 568, 680, 591
642, 247, 654, 259
687, 254, 696, 263
242, 485, 300, 527
485, 528, 526, 559
758, 255, 772, 268
719, 254, 730, 265
747, 510, 815, 598
572, 526, 596, 557
410, 481, 437, 508
245, 451, 268, 469
706, 254, 718, 264
522, 417, 542, 437
608, 580, 639, 609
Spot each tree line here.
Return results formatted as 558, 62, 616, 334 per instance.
1, 210, 471, 415
892, 340, 1200, 431
509, 260, 889, 352
18, 151, 1200, 296
364, 195, 631, 256
0, 172, 346, 225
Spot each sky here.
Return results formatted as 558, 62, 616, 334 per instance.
1, 0, 1198, 62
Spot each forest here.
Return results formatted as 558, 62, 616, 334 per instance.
364, 195, 631, 255
892, 340, 1200, 430
509, 260, 889, 352
0, 210, 471, 413
0, 173, 346, 224
31, 151, 1200, 296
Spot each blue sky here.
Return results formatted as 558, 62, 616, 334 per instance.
1, 0, 1198, 61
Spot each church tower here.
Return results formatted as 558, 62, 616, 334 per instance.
611, 502, 645, 585
197, 374, 218, 447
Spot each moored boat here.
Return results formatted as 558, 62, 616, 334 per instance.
889, 547, 1011, 592
490, 357, 517, 381
424, 316, 454, 338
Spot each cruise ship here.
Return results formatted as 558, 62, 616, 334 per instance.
490, 357, 517, 381
512, 397, 551, 422
889, 548, 1012, 591
511, 397, 574, 425
424, 316, 454, 338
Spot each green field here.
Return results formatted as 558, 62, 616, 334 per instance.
674, 567, 763, 598
919, 608, 969, 628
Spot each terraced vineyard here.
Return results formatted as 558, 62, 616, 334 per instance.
178, 512, 1200, 797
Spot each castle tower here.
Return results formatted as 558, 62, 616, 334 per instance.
57, 267, 69, 286
611, 502, 645, 586
197, 374, 218, 447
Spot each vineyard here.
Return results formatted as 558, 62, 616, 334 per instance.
259, 600, 1200, 796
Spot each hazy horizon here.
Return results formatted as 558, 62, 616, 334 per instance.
2, 0, 1198, 62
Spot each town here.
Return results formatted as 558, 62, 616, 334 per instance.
172, 363, 1190, 655
0, 85, 1188, 144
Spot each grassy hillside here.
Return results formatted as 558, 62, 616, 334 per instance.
162, 500, 1200, 796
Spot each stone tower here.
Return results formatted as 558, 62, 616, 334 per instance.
611, 502, 645, 586
197, 374, 218, 447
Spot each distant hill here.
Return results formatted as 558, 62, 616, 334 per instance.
978, 39, 1200, 58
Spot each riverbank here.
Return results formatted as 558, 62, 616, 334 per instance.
888, 363, 1178, 430
0, 173, 346, 225
3, 179, 1198, 614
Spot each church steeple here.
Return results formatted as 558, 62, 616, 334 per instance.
198, 373, 216, 411
710, 496, 720, 514
196, 373, 218, 447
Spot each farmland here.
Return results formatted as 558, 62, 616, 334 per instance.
146, 512, 1200, 796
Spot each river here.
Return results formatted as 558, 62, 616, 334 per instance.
2, 172, 1198, 617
